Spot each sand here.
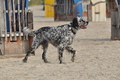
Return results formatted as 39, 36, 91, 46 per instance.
0, 5, 120, 80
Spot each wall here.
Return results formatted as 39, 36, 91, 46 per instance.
91, 0, 106, 21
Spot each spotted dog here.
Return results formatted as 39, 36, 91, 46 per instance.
23, 17, 89, 64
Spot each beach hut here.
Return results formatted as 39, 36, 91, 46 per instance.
54, 0, 85, 21
111, 0, 120, 39
0, 0, 33, 55
88, 0, 106, 21
45, 0, 55, 17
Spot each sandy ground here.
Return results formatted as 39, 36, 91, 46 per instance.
0, 5, 120, 80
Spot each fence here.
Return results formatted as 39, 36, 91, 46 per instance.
0, 0, 31, 41
54, 0, 83, 21
0, 0, 33, 55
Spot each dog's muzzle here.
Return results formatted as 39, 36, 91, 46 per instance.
80, 26, 87, 29
80, 21, 89, 29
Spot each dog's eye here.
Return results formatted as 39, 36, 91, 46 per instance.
82, 20, 85, 22
80, 19, 82, 21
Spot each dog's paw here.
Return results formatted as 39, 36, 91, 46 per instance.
44, 60, 50, 63
59, 62, 66, 64
22, 59, 27, 63
71, 58, 75, 62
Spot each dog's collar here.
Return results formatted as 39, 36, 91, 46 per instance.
68, 24, 76, 35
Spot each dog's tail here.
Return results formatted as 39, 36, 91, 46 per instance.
23, 27, 35, 35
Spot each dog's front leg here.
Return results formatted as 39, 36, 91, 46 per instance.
65, 46, 76, 62
58, 47, 64, 64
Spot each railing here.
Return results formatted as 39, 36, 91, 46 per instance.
2, 0, 30, 41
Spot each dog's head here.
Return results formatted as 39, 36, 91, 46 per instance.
72, 17, 89, 29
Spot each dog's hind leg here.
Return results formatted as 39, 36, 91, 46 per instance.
42, 42, 49, 63
65, 46, 76, 62
23, 39, 40, 63
23, 48, 35, 63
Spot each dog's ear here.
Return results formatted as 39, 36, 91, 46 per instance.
73, 17, 77, 23
72, 17, 79, 27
